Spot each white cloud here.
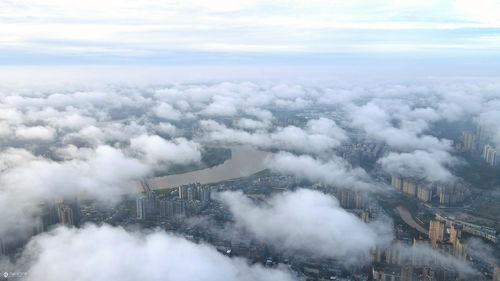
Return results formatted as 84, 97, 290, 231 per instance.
1, 0, 499, 59
0, 146, 150, 236
378, 150, 459, 182
20, 224, 296, 281
130, 134, 202, 166
265, 152, 375, 191
217, 189, 392, 264
153, 103, 182, 121
200, 117, 346, 154
15, 126, 56, 141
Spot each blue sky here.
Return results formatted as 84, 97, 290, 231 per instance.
1, 0, 500, 65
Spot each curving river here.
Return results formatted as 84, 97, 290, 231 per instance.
147, 146, 271, 190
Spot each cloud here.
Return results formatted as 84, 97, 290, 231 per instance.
18, 224, 296, 281
394, 242, 476, 276
200, 96, 239, 116
0, 146, 149, 236
464, 238, 499, 266
217, 189, 392, 265
235, 118, 270, 130
130, 134, 202, 166
200, 117, 347, 154
15, 126, 56, 141
266, 152, 375, 191
153, 103, 182, 121
377, 150, 459, 182
349, 102, 451, 152
2, 0, 500, 63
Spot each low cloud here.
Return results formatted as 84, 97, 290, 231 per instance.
200, 117, 347, 155
394, 242, 476, 276
217, 189, 392, 265
377, 150, 459, 182
265, 152, 375, 191
15, 126, 56, 142
130, 134, 202, 166
0, 146, 149, 236
17, 224, 297, 281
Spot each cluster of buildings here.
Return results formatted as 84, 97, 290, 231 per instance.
136, 183, 212, 221
0, 200, 81, 255
391, 176, 468, 206
460, 129, 497, 167
428, 219, 466, 260
372, 215, 484, 281
434, 214, 497, 243
339, 142, 386, 167
35, 200, 80, 233
483, 145, 497, 167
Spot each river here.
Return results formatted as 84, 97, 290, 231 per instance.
396, 205, 429, 234
147, 146, 271, 190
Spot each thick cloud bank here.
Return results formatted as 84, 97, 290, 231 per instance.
20, 224, 296, 281
217, 189, 392, 264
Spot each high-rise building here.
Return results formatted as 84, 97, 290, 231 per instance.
56, 204, 74, 226
429, 219, 445, 248
200, 186, 211, 202
158, 198, 186, 217
483, 144, 496, 166
476, 125, 489, 149
178, 186, 188, 200
437, 183, 466, 206
361, 210, 370, 223
159, 199, 174, 217
402, 179, 417, 196
355, 191, 367, 209
187, 187, 195, 201
40, 203, 58, 231
336, 188, 355, 209
449, 224, 461, 245
136, 196, 148, 220
449, 224, 466, 261
416, 185, 432, 202
462, 131, 476, 152
136, 191, 158, 220
385, 243, 400, 265
391, 175, 403, 191
173, 200, 186, 216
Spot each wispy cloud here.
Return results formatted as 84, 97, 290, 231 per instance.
1, 0, 500, 63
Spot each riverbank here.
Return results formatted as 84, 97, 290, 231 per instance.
147, 146, 270, 189
396, 205, 428, 235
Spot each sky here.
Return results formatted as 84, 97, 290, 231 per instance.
1, 0, 500, 66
